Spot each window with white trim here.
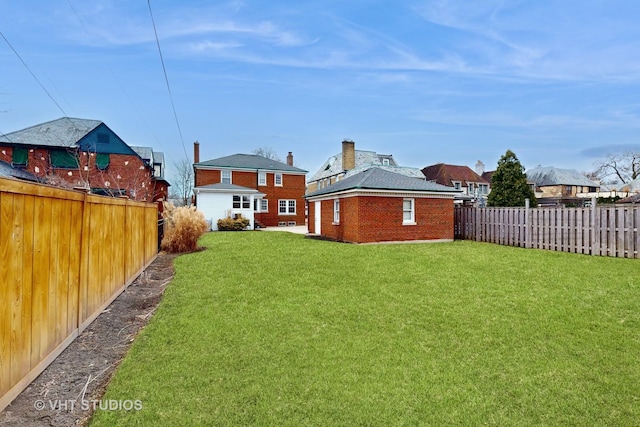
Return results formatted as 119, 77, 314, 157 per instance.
275, 173, 283, 186
478, 184, 489, 195
382, 158, 390, 166
221, 170, 231, 184
258, 172, 266, 186
233, 195, 250, 209
468, 183, 474, 195
452, 181, 461, 190
260, 199, 268, 212
279, 199, 295, 214
333, 199, 340, 223
403, 198, 415, 224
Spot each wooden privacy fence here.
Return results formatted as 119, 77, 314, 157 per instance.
455, 202, 640, 258
0, 177, 158, 411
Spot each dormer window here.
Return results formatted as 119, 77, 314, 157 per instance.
382, 158, 390, 166
452, 181, 461, 190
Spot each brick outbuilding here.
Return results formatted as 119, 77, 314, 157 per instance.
305, 167, 459, 244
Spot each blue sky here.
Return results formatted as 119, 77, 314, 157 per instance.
2, 0, 640, 181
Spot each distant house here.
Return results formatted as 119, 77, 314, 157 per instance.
193, 143, 307, 229
0, 117, 168, 202
421, 163, 490, 205
305, 166, 459, 243
307, 140, 423, 193
131, 146, 171, 203
526, 166, 600, 206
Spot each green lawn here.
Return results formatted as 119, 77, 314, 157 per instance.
90, 232, 640, 426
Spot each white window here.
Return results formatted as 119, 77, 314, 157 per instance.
233, 195, 250, 209
258, 172, 266, 186
333, 199, 340, 223
275, 173, 283, 186
221, 170, 231, 184
279, 199, 295, 215
382, 158, 390, 166
478, 184, 489, 195
403, 198, 415, 224
260, 199, 268, 212
468, 183, 474, 194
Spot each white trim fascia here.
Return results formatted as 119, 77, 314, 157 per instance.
306, 188, 459, 202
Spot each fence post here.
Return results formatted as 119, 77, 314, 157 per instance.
591, 196, 599, 256
525, 198, 531, 249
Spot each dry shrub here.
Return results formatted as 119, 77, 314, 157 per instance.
217, 215, 250, 231
161, 202, 209, 253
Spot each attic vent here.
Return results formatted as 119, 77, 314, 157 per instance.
97, 133, 109, 144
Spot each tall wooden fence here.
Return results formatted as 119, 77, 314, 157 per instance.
0, 177, 158, 411
454, 203, 640, 258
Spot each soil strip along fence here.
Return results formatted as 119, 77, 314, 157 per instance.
454, 199, 640, 258
0, 177, 158, 411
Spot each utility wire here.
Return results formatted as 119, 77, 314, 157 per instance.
0, 30, 70, 118
0, 29, 86, 146
147, 0, 190, 161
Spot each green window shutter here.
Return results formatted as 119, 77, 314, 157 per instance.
96, 153, 110, 170
50, 150, 79, 168
12, 147, 28, 167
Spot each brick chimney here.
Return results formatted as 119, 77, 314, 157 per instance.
193, 141, 200, 163
342, 140, 355, 171
287, 151, 293, 166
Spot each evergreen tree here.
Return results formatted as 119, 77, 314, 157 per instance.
487, 150, 537, 207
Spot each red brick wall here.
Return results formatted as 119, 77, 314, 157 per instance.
312, 195, 454, 243
195, 168, 306, 227
0, 146, 155, 201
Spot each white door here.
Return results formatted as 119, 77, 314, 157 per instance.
314, 201, 321, 234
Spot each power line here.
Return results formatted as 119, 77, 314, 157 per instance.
0, 30, 70, 118
146, 0, 190, 162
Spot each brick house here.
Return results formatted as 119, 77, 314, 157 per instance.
0, 117, 168, 202
305, 166, 459, 243
193, 143, 307, 228
421, 163, 490, 205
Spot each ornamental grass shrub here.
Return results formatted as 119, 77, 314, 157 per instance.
161, 203, 209, 253
217, 215, 250, 231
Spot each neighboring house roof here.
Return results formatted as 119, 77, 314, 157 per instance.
617, 193, 640, 204
526, 166, 599, 187
0, 117, 101, 148
195, 183, 265, 196
344, 164, 425, 180
309, 150, 396, 182
0, 159, 41, 182
195, 154, 307, 173
481, 171, 494, 182
131, 146, 153, 162
421, 163, 489, 186
306, 166, 459, 198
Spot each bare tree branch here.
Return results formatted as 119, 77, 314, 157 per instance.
593, 151, 640, 184
252, 146, 280, 161
169, 159, 194, 206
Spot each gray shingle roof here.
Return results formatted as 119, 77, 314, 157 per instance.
131, 146, 153, 162
526, 166, 599, 187
195, 153, 307, 173
0, 159, 41, 182
309, 150, 397, 182
0, 117, 101, 148
306, 166, 459, 198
